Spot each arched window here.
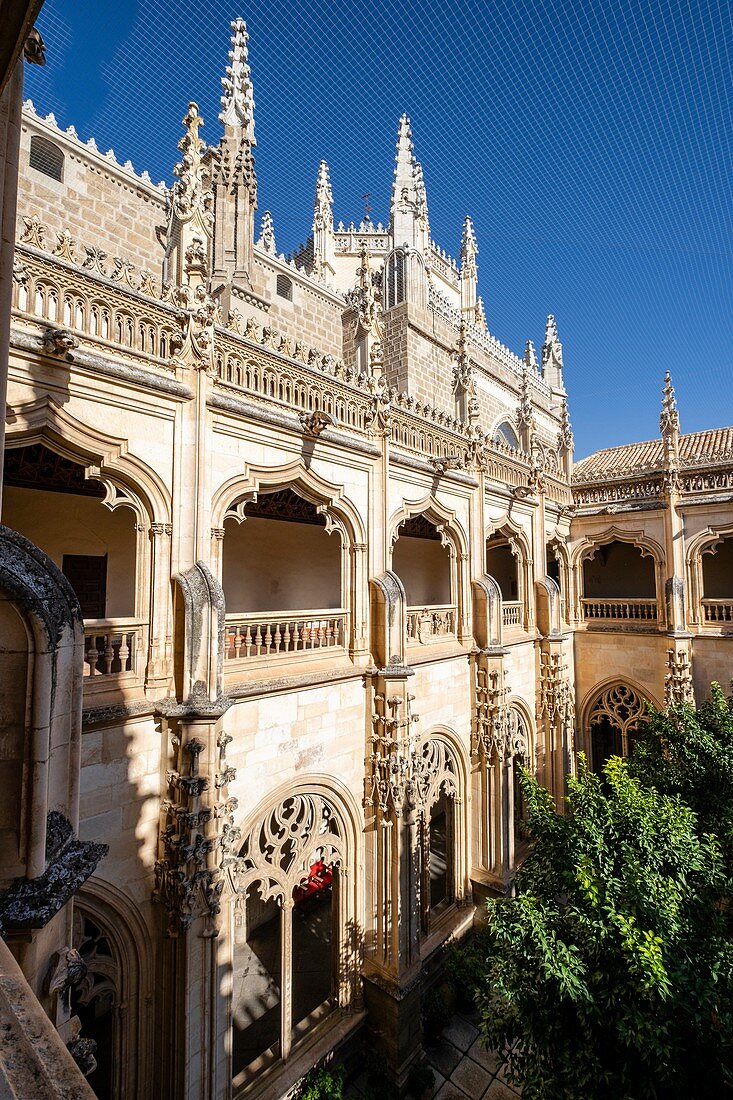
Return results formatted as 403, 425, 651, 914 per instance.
230, 791, 353, 1084
222, 488, 345, 657
582, 540, 658, 624
417, 737, 461, 928
701, 537, 733, 626
29, 135, 64, 182
392, 514, 455, 643
493, 420, 519, 449
276, 274, 293, 301
384, 248, 406, 309
588, 683, 648, 773
71, 911, 118, 1100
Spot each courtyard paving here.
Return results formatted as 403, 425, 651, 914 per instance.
346, 1006, 521, 1100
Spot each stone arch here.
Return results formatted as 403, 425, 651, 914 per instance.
573, 527, 665, 627
685, 522, 733, 627
546, 533, 570, 620
6, 395, 171, 526
416, 727, 470, 923
579, 678, 658, 771
0, 525, 84, 883
227, 776, 363, 1080
389, 495, 469, 642
212, 463, 368, 657
72, 881, 154, 1100
485, 516, 532, 630
490, 417, 520, 451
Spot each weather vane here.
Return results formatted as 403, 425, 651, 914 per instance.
362, 192, 373, 223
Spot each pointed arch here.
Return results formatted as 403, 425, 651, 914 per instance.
211, 459, 366, 545
5, 395, 171, 526
389, 494, 468, 558
579, 677, 660, 768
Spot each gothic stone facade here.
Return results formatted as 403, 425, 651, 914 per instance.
1, 18, 732, 1100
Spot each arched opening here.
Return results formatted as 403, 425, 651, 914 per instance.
231, 791, 350, 1086
71, 911, 118, 1100
384, 248, 406, 309
701, 537, 733, 626
493, 420, 519, 450
582, 540, 658, 625
587, 683, 647, 774
486, 531, 523, 630
506, 706, 531, 866
222, 488, 345, 658
417, 736, 463, 928
392, 514, 454, 644
427, 791, 451, 911
29, 135, 64, 182
2, 443, 141, 678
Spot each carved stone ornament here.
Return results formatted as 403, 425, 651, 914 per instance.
168, 284, 219, 371
52, 229, 77, 263
299, 410, 333, 437
82, 246, 108, 277
20, 213, 47, 249
0, 812, 107, 934
665, 648, 694, 706
42, 327, 79, 357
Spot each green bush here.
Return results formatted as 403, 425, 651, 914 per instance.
297, 1063, 345, 1100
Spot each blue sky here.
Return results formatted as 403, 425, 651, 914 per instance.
26, 0, 732, 458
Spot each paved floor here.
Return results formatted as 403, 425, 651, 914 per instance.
347, 1007, 521, 1099
424, 1008, 521, 1099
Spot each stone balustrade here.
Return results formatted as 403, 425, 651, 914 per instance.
702, 599, 733, 625
406, 605, 457, 644
84, 620, 144, 677
581, 598, 658, 623
502, 601, 523, 629
225, 610, 347, 659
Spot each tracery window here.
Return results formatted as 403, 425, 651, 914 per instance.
230, 792, 351, 1085
588, 683, 647, 773
417, 738, 460, 928
71, 911, 119, 1100
384, 248, 406, 309
493, 420, 520, 450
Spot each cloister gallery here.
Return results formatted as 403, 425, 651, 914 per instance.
0, 15, 732, 1100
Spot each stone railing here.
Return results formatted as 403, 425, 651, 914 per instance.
406, 605, 457, 644
572, 477, 663, 508
215, 328, 375, 434
83, 620, 145, 678
428, 286, 551, 396
581, 598, 658, 624
224, 610, 347, 659
702, 599, 733, 625
13, 240, 178, 372
502, 601, 523, 629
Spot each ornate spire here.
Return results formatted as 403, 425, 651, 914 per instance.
475, 296, 488, 330
461, 216, 478, 273
257, 210, 276, 254
390, 115, 429, 252
312, 160, 335, 278
524, 339, 538, 371
219, 17, 256, 142
516, 363, 535, 451
557, 396, 574, 454
541, 313, 565, 393
346, 248, 384, 376
164, 103, 214, 287
660, 370, 680, 438
660, 371, 681, 484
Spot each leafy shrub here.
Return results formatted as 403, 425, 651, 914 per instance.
298, 1063, 345, 1100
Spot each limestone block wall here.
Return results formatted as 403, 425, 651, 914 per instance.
18, 110, 167, 277
249, 255, 346, 357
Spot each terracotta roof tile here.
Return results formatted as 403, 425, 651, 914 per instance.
573, 426, 733, 483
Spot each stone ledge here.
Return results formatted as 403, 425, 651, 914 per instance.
0, 937, 96, 1099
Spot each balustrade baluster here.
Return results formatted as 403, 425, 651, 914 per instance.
118, 633, 130, 672
103, 636, 115, 675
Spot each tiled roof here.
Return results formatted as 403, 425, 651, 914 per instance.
573, 426, 733, 482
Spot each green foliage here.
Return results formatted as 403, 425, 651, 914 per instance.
297, 1063, 345, 1100
473, 745, 733, 1100
444, 939, 483, 1010
629, 682, 733, 879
